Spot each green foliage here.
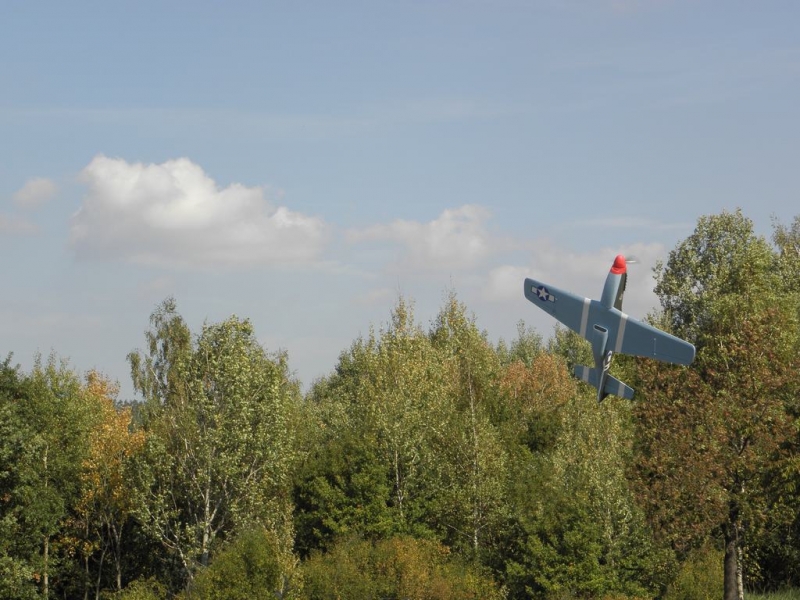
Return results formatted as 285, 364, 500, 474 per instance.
496, 351, 573, 455
653, 208, 780, 346
296, 291, 678, 598
293, 426, 398, 555
637, 210, 800, 598
497, 320, 544, 368
294, 297, 447, 553
127, 296, 192, 409
505, 391, 672, 599
0, 356, 39, 599
186, 527, 298, 600
0, 355, 158, 598
664, 545, 724, 600
111, 577, 168, 600
547, 325, 592, 373
5, 354, 104, 598
129, 299, 300, 583
746, 471, 800, 591
772, 215, 800, 294
428, 293, 510, 558
296, 294, 515, 568
301, 535, 506, 600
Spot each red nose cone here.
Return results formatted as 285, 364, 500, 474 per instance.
611, 254, 627, 274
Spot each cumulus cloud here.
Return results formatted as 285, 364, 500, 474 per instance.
484, 241, 666, 321
13, 178, 57, 209
347, 205, 496, 270
71, 155, 328, 268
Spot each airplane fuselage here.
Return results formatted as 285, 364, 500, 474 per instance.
592, 256, 627, 400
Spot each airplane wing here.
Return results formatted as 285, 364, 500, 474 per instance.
611, 313, 695, 366
524, 278, 592, 338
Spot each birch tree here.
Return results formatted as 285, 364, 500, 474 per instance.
428, 294, 509, 560
129, 300, 299, 584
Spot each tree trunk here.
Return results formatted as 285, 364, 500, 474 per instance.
737, 544, 745, 600
84, 552, 90, 600
201, 526, 210, 568
393, 447, 405, 523
43, 444, 49, 599
84, 512, 92, 600
469, 377, 480, 556
95, 546, 106, 600
202, 485, 211, 567
725, 496, 744, 600
724, 532, 740, 600
112, 522, 123, 591
43, 535, 49, 599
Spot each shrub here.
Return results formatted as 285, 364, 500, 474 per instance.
185, 527, 299, 600
301, 535, 506, 600
664, 544, 723, 600
110, 578, 168, 600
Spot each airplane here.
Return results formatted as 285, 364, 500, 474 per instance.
524, 254, 695, 402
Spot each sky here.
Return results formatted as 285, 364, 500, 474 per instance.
1, 1, 799, 400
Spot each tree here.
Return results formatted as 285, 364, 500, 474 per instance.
0, 355, 39, 599
0, 356, 146, 599
72, 371, 145, 597
504, 385, 671, 599
21, 355, 104, 599
497, 351, 573, 454
128, 299, 299, 585
547, 325, 593, 374
634, 210, 800, 600
428, 294, 510, 560
496, 321, 543, 369
773, 214, 800, 294
0, 354, 112, 599
742, 214, 800, 591
293, 297, 449, 553
295, 294, 513, 566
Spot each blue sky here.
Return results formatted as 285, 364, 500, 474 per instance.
1, 1, 798, 398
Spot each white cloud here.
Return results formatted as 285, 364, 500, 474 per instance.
71, 155, 328, 268
347, 205, 497, 270
13, 178, 58, 209
485, 265, 531, 303
0, 214, 39, 235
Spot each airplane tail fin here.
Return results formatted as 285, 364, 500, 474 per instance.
574, 365, 635, 402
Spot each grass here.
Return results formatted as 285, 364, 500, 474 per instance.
748, 590, 800, 600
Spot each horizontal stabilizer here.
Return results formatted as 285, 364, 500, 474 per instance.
574, 365, 635, 401
603, 374, 635, 400
574, 364, 598, 387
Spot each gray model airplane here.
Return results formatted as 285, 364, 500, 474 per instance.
524, 254, 695, 402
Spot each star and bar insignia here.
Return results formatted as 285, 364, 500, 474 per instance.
535, 285, 555, 302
